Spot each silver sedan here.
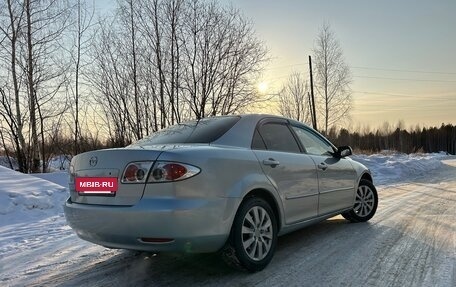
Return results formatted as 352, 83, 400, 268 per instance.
64, 114, 378, 272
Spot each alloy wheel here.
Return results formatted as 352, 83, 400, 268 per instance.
354, 185, 375, 217
241, 206, 273, 261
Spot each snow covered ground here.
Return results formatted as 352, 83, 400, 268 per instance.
0, 152, 454, 286
0, 166, 68, 225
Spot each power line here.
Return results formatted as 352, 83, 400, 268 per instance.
263, 62, 308, 70
353, 75, 456, 83
262, 63, 456, 85
353, 90, 456, 101
264, 63, 456, 75
265, 74, 456, 84
260, 71, 310, 82
350, 66, 456, 75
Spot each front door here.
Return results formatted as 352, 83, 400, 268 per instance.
290, 125, 357, 215
252, 120, 319, 224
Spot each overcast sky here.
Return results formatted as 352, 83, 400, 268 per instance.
98, 0, 456, 128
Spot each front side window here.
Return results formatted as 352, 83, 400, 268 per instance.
292, 126, 334, 156
257, 123, 301, 153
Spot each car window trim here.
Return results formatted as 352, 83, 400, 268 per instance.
289, 123, 338, 155
253, 118, 304, 153
251, 128, 267, 150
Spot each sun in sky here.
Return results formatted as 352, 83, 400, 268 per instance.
257, 81, 269, 94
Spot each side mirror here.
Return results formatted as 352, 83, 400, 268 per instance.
335, 146, 353, 158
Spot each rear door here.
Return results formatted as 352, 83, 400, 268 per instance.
252, 119, 319, 224
290, 125, 357, 215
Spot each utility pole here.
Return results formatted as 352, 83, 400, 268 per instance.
309, 55, 317, 130
308, 92, 313, 125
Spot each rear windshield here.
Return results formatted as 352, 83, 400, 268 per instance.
132, 116, 240, 146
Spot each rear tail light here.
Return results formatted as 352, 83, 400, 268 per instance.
148, 162, 200, 182
121, 161, 200, 184
69, 165, 75, 182
121, 162, 153, 183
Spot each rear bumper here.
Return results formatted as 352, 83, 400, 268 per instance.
64, 196, 239, 253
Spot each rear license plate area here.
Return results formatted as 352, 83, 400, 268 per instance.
75, 177, 118, 196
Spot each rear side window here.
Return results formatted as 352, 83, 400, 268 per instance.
257, 123, 301, 153
252, 129, 267, 150
133, 116, 240, 145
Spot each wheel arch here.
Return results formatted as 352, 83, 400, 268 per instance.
222, 188, 281, 271
360, 172, 373, 184
242, 188, 282, 231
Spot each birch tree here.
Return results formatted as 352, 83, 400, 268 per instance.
69, 0, 95, 155
313, 23, 352, 134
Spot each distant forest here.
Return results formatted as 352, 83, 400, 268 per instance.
327, 123, 456, 155
1, 122, 455, 172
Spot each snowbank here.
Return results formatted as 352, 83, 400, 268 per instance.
0, 166, 68, 226
32, 172, 70, 188
351, 152, 448, 185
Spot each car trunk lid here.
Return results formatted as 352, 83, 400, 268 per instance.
69, 148, 162, 206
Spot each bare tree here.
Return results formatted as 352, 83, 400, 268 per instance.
0, 0, 72, 172
89, 16, 137, 145
69, 0, 95, 155
137, 0, 185, 129
277, 72, 311, 123
0, 0, 29, 172
313, 23, 352, 134
116, 0, 142, 139
89, 0, 267, 144
180, 0, 267, 119
0, 123, 15, 169
23, 0, 71, 172
24, 0, 39, 171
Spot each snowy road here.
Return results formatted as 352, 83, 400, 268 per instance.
1, 158, 455, 287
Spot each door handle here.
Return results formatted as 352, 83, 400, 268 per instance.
318, 163, 328, 171
263, 158, 280, 168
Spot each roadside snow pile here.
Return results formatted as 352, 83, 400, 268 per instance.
352, 152, 448, 185
0, 166, 68, 226
33, 171, 70, 188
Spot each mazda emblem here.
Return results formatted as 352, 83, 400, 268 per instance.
89, 156, 98, 167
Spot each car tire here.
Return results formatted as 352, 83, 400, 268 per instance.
342, 179, 378, 223
222, 197, 278, 272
